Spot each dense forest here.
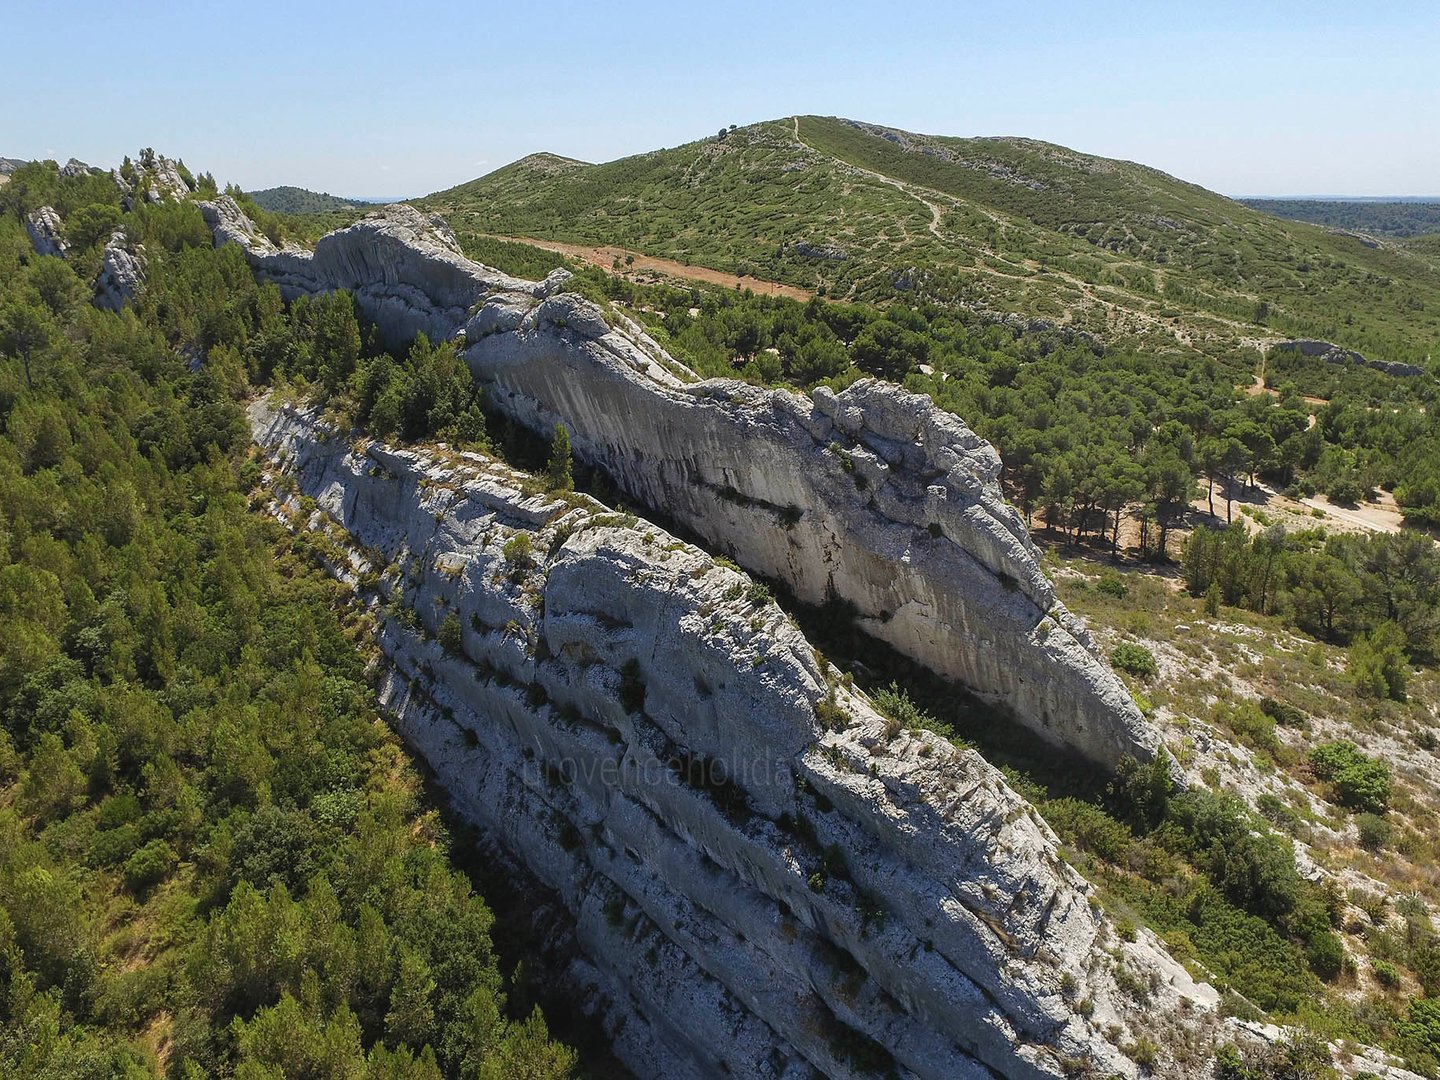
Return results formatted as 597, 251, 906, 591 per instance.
245, 187, 366, 215
0, 163, 575, 1078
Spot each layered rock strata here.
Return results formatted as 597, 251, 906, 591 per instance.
252, 399, 1219, 1079
208, 198, 1159, 770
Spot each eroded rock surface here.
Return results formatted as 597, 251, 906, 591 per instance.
200, 195, 538, 345
209, 204, 1162, 771
25, 205, 67, 257
1275, 338, 1424, 378
94, 230, 145, 311
252, 400, 1220, 1079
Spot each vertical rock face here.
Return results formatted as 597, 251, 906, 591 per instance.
208, 202, 1162, 771
25, 206, 68, 258
93, 230, 146, 311
252, 400, 1220, 1079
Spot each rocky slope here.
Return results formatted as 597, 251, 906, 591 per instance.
204, 197, 1161, 771
252, 399, 1221, 1078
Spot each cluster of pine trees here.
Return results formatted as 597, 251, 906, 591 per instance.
0, 165, 574, 1078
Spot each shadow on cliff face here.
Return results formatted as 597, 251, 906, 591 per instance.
484, 401, 1110, 805
783, 595, 1112, 802
409, 765, 637, 1080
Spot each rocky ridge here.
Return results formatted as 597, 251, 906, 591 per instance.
204, 197, 1161, 772
1274, 338, 1426, 378
251, 398, 1221, 1078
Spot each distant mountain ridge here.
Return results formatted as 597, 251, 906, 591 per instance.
419, 115, 1440, 366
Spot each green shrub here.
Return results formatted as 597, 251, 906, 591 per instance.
1110, 642, 1158, 680
1309, 741, 1391, 813
1212, 701, 1279, 755
1399, 996, 1440, 1057
1041, 798, 1134, 863
502, 531, 536, 570
122, 839, 176, 896
1356, 812, 1393, 851
1305, 930, 1345, 980
870, 681, 952, 739
1348, 621, 1409, 701
1096, 574, 1129, 598
438, 612, 463, 655
1259, 697, 1306, 727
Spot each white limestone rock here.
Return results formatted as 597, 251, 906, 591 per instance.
25, 206, 67, 258
145, 154, 192, 203
203, 197, 536, 346
208, 205, 1162, 771
251, 399, 1224, 1079
93, 230, 145, 311
534, 266, 574, 298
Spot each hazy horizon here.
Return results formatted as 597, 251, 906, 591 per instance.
3, 0, 1436, 200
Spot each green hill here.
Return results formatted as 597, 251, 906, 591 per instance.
420, 116, 1440, 367
246, 184, 366, 214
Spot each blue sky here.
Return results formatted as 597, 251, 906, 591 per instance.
3, 1, 1436, 198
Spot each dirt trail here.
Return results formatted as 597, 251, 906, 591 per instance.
1196, 477, 1406, 537
792, 115, 948, 242
1245, 368, 1327, 406
487, 235, 813, 300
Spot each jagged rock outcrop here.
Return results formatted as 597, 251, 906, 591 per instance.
252, 399, 1221, 1079
207, 204, 1163, 772
60, 157, 94, 178
1275, 339, 1425, 378
25, 205, 67, 257
144, 153, 192, 203
111, 150, 193, 210
93, 230, 145, 311
199, 195, 539, 345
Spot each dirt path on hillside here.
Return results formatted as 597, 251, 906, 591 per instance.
792, 116, 949, 242
486, 235, 813, 300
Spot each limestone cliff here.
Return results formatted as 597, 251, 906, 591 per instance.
252, 400, 1220, 1079
206, 200, 1161, 772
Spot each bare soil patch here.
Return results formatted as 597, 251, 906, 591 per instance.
488, 235, 814, 300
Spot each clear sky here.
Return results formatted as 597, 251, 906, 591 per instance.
3, 0, 1436, 199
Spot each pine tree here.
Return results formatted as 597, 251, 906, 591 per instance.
546, 424, 573, 492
